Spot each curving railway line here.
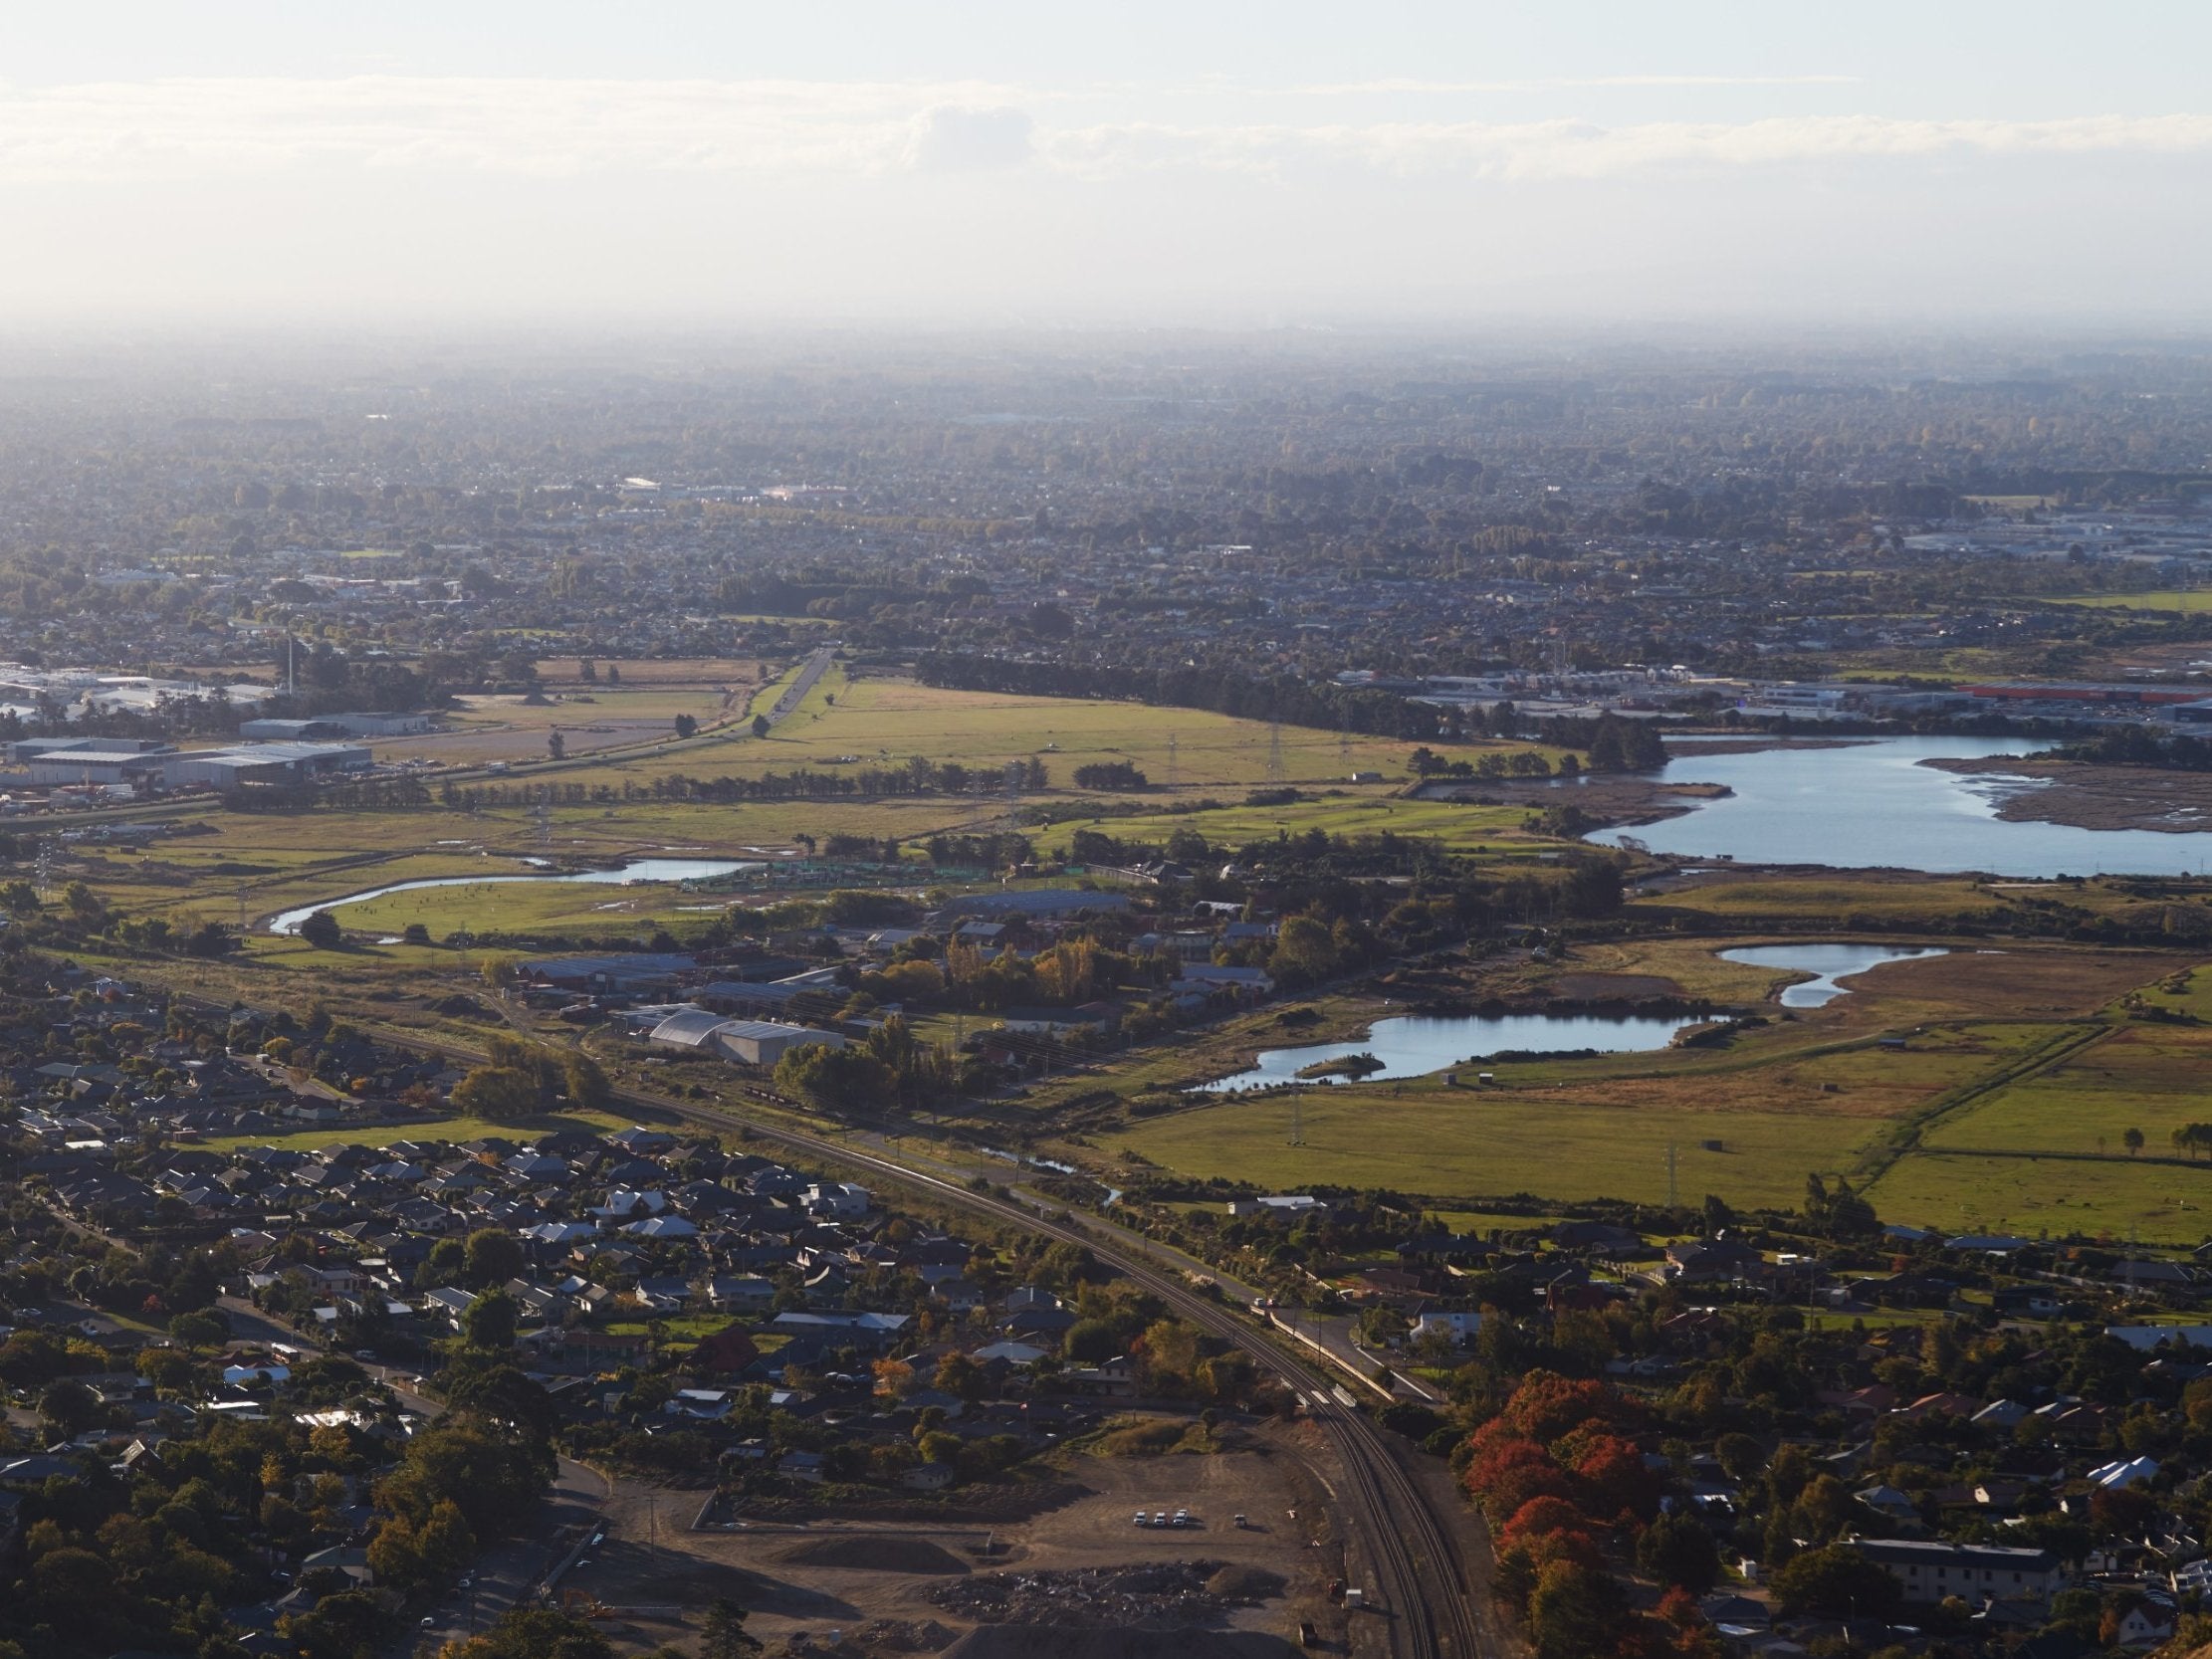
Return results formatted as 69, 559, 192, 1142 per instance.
218, 1011, 1496, 1657
667, 1089, 1491, 1658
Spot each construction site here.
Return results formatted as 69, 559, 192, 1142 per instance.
547, 1416, 1357, 1658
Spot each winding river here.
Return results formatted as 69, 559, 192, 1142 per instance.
267, 857, 753, 934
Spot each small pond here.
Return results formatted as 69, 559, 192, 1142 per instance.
1198, 1011, 1699, 1092
1718, 942, 1949, 1008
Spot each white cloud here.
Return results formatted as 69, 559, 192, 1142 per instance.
1044, 112, 2212, 181
903, 104, 1034, 172
0, 76, 2203, 189
1276, 75, 1866, 95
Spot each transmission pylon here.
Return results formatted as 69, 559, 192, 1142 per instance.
1167, 732, 1179, 790
1003, 760, 1023, 836
1265, 719, 1284, 784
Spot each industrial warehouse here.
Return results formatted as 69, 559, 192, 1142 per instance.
4, 735, 372, 791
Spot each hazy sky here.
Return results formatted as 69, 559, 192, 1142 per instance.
4, 1, 2208, 328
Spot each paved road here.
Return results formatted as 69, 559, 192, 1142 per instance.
761, 645, 835, 727
402, 1456, 606, 1657
210, 1298, 614, 1657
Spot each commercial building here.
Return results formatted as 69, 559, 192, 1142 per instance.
158, 742, 372, 789
646, 1010, 846, 1066
240, 712, 432, 739
18, 741, 175, 786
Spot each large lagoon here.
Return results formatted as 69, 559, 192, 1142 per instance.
1586, 736, 2212, 878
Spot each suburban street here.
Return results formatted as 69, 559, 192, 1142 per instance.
213, 1297, 613, 1657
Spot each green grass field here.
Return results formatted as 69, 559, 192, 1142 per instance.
1089, 938, 2212, 1234
74, 671, 1562, 946
196, 1107, 634, 1152
1043, 794, 1542, 861
1865, 1149, 2212, 1243
1117, 1088, 1876, 1210
2055, 589, 2212, 612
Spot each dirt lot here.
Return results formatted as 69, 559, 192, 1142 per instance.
569, 1420, 1351, 1658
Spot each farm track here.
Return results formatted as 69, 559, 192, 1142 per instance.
1857, 1023, 2112, 1182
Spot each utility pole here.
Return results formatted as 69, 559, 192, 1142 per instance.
1665, 1143, 1678, 1211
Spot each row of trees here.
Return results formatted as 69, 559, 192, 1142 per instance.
450, 1034, 611, 1122
915, 652, 1441, 739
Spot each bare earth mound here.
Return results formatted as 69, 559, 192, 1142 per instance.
778, 1535, 972, 1574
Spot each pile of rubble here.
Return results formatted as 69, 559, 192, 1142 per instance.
781, 1618, 960, 1654
931, 1560, 1246, 1628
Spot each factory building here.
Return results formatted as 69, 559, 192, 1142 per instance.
19, 742, 176, 786
239, 712, 432, 739
157, 742, 372, 790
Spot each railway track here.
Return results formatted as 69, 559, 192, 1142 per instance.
200, 1012, 1492, 1656
661, 1088, 1490, 1659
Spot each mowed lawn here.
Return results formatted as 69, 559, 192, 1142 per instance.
1115, 1088, 1878, 1210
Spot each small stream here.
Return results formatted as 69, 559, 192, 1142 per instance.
267, 857, 754, 934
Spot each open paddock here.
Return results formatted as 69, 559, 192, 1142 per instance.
1866, 1148, 2212, 1243
1115, 1086, 1877, 1211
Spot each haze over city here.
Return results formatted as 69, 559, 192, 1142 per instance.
3, 0, 2211, 327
